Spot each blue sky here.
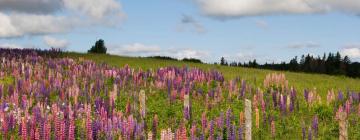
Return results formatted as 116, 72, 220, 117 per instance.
1, 0, 360, 63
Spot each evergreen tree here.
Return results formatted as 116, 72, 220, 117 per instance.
88, 39, 107, 54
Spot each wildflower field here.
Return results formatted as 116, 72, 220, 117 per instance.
1, 48, 360, 139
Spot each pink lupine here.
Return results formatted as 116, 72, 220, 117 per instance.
152, 115, 158, 139
21, 118, 27, 140
271, 119, 276, 138
60, 120, 65, 140
345, 100, 351, 114
190, 123, 197, 139
34, 126, 40, 140
86, 105, 93, 140
201, 112, 207, 132
176, 123, 187, 140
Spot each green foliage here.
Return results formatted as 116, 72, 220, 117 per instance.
88, 39, 107, 54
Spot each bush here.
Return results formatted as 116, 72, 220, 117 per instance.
88, 39, 107, 54
182, 58, 203, 63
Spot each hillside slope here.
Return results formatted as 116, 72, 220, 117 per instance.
65, 52, 360, 95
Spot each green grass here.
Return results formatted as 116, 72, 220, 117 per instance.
65, 52, 360, 95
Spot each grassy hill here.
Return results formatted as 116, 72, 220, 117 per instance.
65, 52, 360, 95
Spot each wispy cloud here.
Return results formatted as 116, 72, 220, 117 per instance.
287, 42, 320, 49
108, 43, 209, 59
255, 19, 269, 29
194, 0, 360, 18
177, 14, 206, 34
0, 43, 23, 49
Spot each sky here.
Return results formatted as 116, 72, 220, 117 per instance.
1, 0, 360, 63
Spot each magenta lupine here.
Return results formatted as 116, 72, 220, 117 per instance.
86, 105, 93, 140
35, 126, 40, 140
190, 123, 197, 140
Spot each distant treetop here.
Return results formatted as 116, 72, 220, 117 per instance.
88, 39, 107, 54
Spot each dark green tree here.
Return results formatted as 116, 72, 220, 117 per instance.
88, 39, 107, 54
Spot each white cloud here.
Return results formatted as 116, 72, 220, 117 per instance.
0, 13, 20, 37
43, 36, 69, 49
0, 0, 125, 38
169, 48, 209, 59
0, 0, 63, 14
0, 43, 23, 49
194, 0, 360, 18
0, 13, 78, 38
63, 0, 125, 21
340, 45, 360, 59
109, 43, 162, 55
108, 43, 209, 59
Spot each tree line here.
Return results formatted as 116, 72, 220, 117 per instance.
219, 52, 360, 78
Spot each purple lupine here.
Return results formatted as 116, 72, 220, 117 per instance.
226, 109, 232, 140
304, 89, 309, 102
302, 125, 306, 140
338, 91, 344, 101
351, 92, 359, 102
312, 115, 318, 137
289, 89, 295, 112
308, 127, 312, 140
167, 79, 172, 101
240, 80, 246, 98
209, 120, 214, 140
238, 126, 243, 140
272, 91, 277, 107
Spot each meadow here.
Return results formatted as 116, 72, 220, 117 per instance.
0, 49, 359, 139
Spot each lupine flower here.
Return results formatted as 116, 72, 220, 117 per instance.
255, 108, 260, 128
240, 80, 246, 98
312, 116, 318, 137
21, 117, 27, 140
209, 120, 214, 140
302, 123, 306, 140
271, 119, 276, 138
308, 127, 312, 140
304, 89, 309, 102
238, 126, 243, 140
139, 90, 146, 119
239, 111, 244, 127
201, 112, 207, 132
183, 93, 190, 120
152, 115, 158, 139
338, 91, 344, 101
190, 123, 197, 140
